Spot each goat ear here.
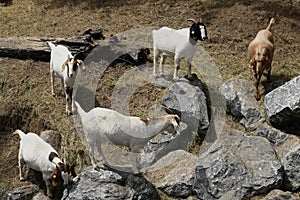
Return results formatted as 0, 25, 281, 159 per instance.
77, 60, 85, 69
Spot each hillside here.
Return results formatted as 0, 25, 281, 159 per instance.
0, 0, 299, 197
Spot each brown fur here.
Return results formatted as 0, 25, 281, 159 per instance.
248, 18, 275, 100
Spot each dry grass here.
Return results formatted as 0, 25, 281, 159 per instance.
0, 0, 299, 197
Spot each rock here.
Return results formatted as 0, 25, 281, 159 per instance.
141, 122, 193, 167
219, 78, 264, 130
145, 150, 197, 198
63, 166, 160, 200
194, 129, 283, 200
161, 77, 209, 134
40, 130, 62, 153
256, 124, 300, 191
265, 76, 300, 130
261, 189, 298, 200
7, 185, 40, 200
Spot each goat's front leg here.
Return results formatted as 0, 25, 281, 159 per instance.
153, 47, 159, 77
254, 73, 262, 101
88, 140, 99, 170
187, 60, 192, 79
173, 55, 180, 80
64, 86, 72, 115
159, 54, 165, 77
96, 142, 108, 167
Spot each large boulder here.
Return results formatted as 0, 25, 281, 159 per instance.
7, 185, 40, 200
220, 78, 264, 130
265, 76, 300, 130
161, 77, 209, 134
256, 123, 300, 190
62, 166, 160, 200
145, 150, 197, 199
194, 128, 283, 200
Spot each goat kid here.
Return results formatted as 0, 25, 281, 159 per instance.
15, 130, 75, 198
48, 42, 84, 115
248, 18, 275, 100
153, 18, 208, 80
75, 101, 180, 174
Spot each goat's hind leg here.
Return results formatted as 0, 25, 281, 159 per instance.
18, 153, 25, 181
131, 152, 140, 175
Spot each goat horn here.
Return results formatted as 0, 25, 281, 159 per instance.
187, 18, 198, 23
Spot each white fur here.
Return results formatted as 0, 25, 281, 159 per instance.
48, 42, 84, 115
15, 130, 68, 198
75, 101, 179, 174
153, 27, 198, 80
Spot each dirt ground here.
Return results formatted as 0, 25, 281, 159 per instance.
0, 0, 299, 196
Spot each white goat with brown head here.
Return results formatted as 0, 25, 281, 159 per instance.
248, 18, 275, 100
15, 130, 76, 198
75, 101, 180, 174
48, 42, 84, 115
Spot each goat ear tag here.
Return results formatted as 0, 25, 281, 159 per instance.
191, 31, 195, 34
53, 175, 56, 179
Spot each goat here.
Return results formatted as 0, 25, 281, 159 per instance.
152, 18, 208, 80
15, 130, 75, 198
48, 42, 84, 115
248, 18, 275, 100
75, 101, 180, 174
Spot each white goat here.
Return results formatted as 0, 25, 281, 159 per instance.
153, 19, 208, 80
48, 42, 84, 115
15, 130, 71, 198
75, 101, 180, 174
248, 18, 275, 100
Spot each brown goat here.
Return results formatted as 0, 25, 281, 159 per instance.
248, 18, 275, 100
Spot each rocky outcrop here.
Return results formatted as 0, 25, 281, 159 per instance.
220, 78, 264, 130
161, 77, 209, 134
265, 76, 300, 130
256, 123, 300, 191
145, 150, 197, 198
62, 166, 160, 200
194, 128, 283, 200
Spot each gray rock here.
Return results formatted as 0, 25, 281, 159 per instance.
7, 185, 40, 200
145, 150, 197, 198
265, 76, 300, 130
63, 166, 160, 200
256, 125, 300, 191
194, 129, 283, 200
220, 78, 264, 130
261, 189, 298, 200
161, 77, 209, 133
40, 130, 62, 153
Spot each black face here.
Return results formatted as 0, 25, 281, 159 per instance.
190, 22, 208, 42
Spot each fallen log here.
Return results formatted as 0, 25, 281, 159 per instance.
0, 28, 104, 62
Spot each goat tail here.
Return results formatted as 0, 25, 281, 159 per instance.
266, 18, 275, 31
14, 129, 26, 139
47, 41, 56, 50
74, 101, 86, 117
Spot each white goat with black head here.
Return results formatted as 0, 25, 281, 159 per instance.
15, 130, 76, 198
75, 101, 180, 174
48, 42, 84, 115
153, 18, 208, 80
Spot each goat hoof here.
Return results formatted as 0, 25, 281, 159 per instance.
66, 111, 73, 116
20, 177, 25, 182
